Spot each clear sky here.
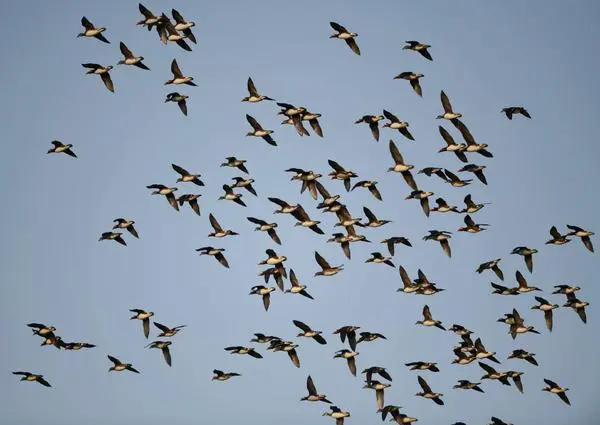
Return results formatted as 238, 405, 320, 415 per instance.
1, 1, 599, 424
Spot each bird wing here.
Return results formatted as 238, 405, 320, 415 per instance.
453, 119, 476, 145
171, 163, 190, 176
209, 213, 223, 233
293, 320, 311, 332
440, 90, 453, 113
330, 21, 347, 32
246, 114, 263, 131
247, 77, 258, 96
119, 41, 134, 58
418, 376, 432, 392
171, 59, 184, 78
388, 139, 404, 164
307, 375, 317, 395
315, 251, 331, 269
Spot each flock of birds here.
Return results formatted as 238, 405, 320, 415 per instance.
16, 4, 596, 425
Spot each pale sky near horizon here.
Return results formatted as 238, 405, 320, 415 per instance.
1, 1, 599, 425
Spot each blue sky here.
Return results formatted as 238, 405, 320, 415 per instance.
1, 1, 599, 424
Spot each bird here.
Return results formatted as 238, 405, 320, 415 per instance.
352, 180, 383, 201
444, 169, 472, 187
476, 259, 504, 280
405, 361, 440, 372
146, 341, 172, 366
458, 215, 489, 233
510, 246, 538, 273
98, 232, 126, 246
153, 322, 186, 337
387, 139, 417, 190
363, 207, 391, 228
430, 198, 459, 214
136, 3, 166, 31
242, 77, 274, 102
47, 140, 77, 158
196, 247, 229, 268
437, 90, 462, 120
453, 119, 494, 158
329, 22, 360, 55
394, 72, 424, 97
212, 369, 241, 381
333, 326, 360, 352
314, 251, 343, 277
302, 111, 324, 137
293, 320, 327, 344
224, 346, 263, 359
165, 93, 189, 115
397, 266, 421, 294
268, 340, 300, 368
12, 372, 51, 387
112, 219, 139, 238
403, 40, 432, 60
246, 114, 276, 146
171, 8, 196, 43
546, 226, 571, 245
328, 160, 358, 192
363, 379, 391, 410
165, 59, 196, 86
334, 349, 359, 376
563, 292, 589, 324
566, 224, 594, 252
473, 338, 501, 363
291, 205, 324, 234
63, 342, 95, 350
129, 309, 153, 338
232, 177, 257, 196
438, 126, 468, 162
146, 184, 179, 211
382, 110, 415, 140
277, 103, 309, 136
479, 362, 510, 386
355, 115, 384, 141
453, 380, 484, 393
268, 197, 299, 214
247, 217, 281, 245
78, 17, 109, 43
356, 331, 387, 344
509, 309, 541, 339
406, 191, 434, 217
381, 237, 412, 256
365, 252, 395, 267
542, 379, 570, 405
220, 157, 249, 174
502, 107, 531, 120
322, 406, 351, 425
218, 184, 246, 207
249, 285, 276, 311
107, 355, 140, 373
423, 230, 452, 257
515, 271, 541, 293
416, 305, 446, 330
117, 42, 149, 70
177, 194, 201, 215
172, 163, 204, 186
208, 214, 238, 238
285, 269, 314, 300
507, 371, 525, 393
81, 63, 114, 92
507, 349, 538, 366
458, 164, 488, 185
156, 14, 192, 51
27, 323, 56, 337
462, 193, 491, 214
302, 375, 331, 403
415, 376, 444, 405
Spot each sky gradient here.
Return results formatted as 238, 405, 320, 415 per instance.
1, 1, 599, 424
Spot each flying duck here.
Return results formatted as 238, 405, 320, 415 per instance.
302, 111, 324, 137
430, 197, 459, 214
259, 267, 285, 291
476, 259, 504, 280
328, 159, 358, 192
220, 156, 249, 174
242, 77, 274, 102
479, 362, 510, 386
81, 63, 114, 92
63, 342, 96, 350
218, 184, 246, 207
363, 207, 391, 228
502, 107, 531, 120
165, 92, 189, 115
437, 126, 468, 162
453, 119, 494, 158
156, 15, 192, 51
165, 59, 196, 86
231, 177, 257, 197
27, 323, 56, 337
416, 305, 446, 330
293, 320, 327, 344
334, 349, 359, 376
196, 246, 229, 268
246, 114, 276, 146
444, 169, 472, 187
355, 115, 384, 141
462, 193, 491, 214
488, 417, 513, 425
329, 22, 360, 55
507, 349, 538, 366
458, 164, 488, 185
356, 331, 387, 344
247, 217, 281, 244
250, 333, 280, 344
566, 225, 594, 252
112, 219, 138, 238
381, 237, 411, 256
224, 346, 263, 359
364, 379, 391, 410
39, 334, 65, 349
333, 326, 360, 351
268, 197, 298, 215
405, 362, 440, 372
403, 40, 432, 60
453, 380, 484, 392
212, 369, 241, 381
366, 252, 395, 267
107, 355, 139, 373
268, 340, 300, 368
437, 91, 462, 121
490, 282, 519, 296
423, 230, 452, 257
397, 266, 421, 294
510, 246, 538, 273
258, 249, 287, 275
118, 42, 149, 70
542, 379, 570, 405
448, 324, 473, 337
177, 194, 201, 215
249, 285, 276, 311
171, 9, 196, 43
415, 376, 443, 405
509, 309, 541, 339
362, 366, 393, 383
12, 372, 51, 387
563, 292, 589, 324
153, 322, 186, 337
129, 309, 153, 338
552, 284, 581, 295
146, 341, 172, 366
458, 215, 489, 233
291, 205, 324, 234
277, 102, 309, 136
388, 139, 417, 190
507, 371, 524, 393
382, 110, 414, 140
136, 3, 165, 30
47, 140, 77, 158
302, 375, 331, 403
406, 191, 434, 217
171, 163, 204, 186
474, 338, 500, 363
78, 17, 109, 43
323, 406, 351, 425
394, 72, 424, 97
418, 166, 448, 181
208, 213, 238, 238
515, 271, 541, 293
98, 232, 126, 246
285, 269, 314, 300
146, 184, 179, 211
351, 180, 382, 201
546, 226, 571, 245
314, 251, 344, 277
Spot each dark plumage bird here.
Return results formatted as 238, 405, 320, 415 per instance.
381, 236, 411, 256
107, 355, 140, 373
212, 369, 241, 381
293, 320, 327, 345
382, 110, 414, 140
249, 285, 276, 311
99, 232, 126, 246
136, 3, 165, 31
47, 140, 77, 158
502, 107, 531, 120
415, 375, 444, 405
118, 42, 149, 70
423, 230, 452, 257
129, 309, 153, 339
247, 217, 281, 244
12, 372, 51, 387
246, 114, 276, 146
302, 375, 331, 403
328, 159, 358, 192
112, 219, 139, 238
177, 194, 201, 215
153, 322, 186, 337
477, 259, 504, 280
453, 119, 494, 158
196, 246, 229, 268
146, 184, 179, 211
218, 184, 246, 207
542, 379, 570, 405
221, 156, 249, 174
82, 63, 114, 92
458, 164, 488, 185
365, 252, 395, 267
403, 40, 432, 60
146, 341, 172, 366
566, 225, 594, 252
165, 92, 189, 115
165, 59, 196, 86
355, 115, 384, 141
406, 190, 434, 217
394, 72, 424, 97
78, 17, 109, 43
329, 22, 360, 55
387, 139, 417, 190
171, 8, 196, 43
352, 180, 382, 201
172, 163, 204, 186
510, 246, 538, 273
225, 346, 263, 359
156, 14, 192, 51
242, 77, 274, 102
333, 326, 360, 351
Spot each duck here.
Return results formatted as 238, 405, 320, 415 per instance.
302, 375, 331, 403
507, 349, 538, 366
78, 17, 109, 43
107, 355, 140, 373
403, 40, 432, 60
328, 159, 358, 192
208, 213, 238, 238
247, 217, 281, 244
293, 320, 327, 344
363, 207, 391, 228
453, 380, 484, 392
27, 323, 56, 337
212, 369, 241, 381
285, 269, 314, 300
355, 115, 384, 141
165, 92, 189, 115
479, 362, 510, 385
224, 346, 262, 358
165, 59, 196, 86
546, 226, 571, 245
448, 324, 473, 337
436, 91, 462, 121
269, 340, 300, 368
380, 406, 418, 424
334, 349, 359, 376
258, 249, 287, 273
314, 251, 343, 277
515, 271, 541, 293
357, 331, 387, 344
458, 164, 488, 185
510, 246, 538, 273
329, 22, 360, 55
196, 246, 229, 268
351, 180, 382, 201
47, 141, 77, 158
423, 230, 452, 258
246, 114, 276, 146
98, 232, 126, 246
444, 169, 472, 187
458, 215, 489, 233
250, 333, 280, 344
509, 309, 541, 339
171, 9, 196, 43
232, 177, 258, 196
171, 163, 203, 186
552, 284, 580, 295
387, 139, 417, 190
153, 322, 186, 337
218, 184, 246, 207
406, 191, 434, 217
277, 102, 309, 136
382, 237, 412, 256
315, 181, 342, 207
146, 341, 172, 366
507, 371, 524, 393
490, 282, 519, 296
362, 366, 393, 383
453, 119, 494, 158
146, 184, 179, 211
81, 63, 114, 92
416, 305, 446, 330
502, 107, 531, 120
462, 194, 491, 214
118, 42, 149, 70
488, 417, 513, 425
542, 379, 570, 405
430, 198, 459, 214
365, 252, 395, 267
156, 15, 192, 51
418, 167, 448, 181
333, 204, 363, 229
177, 194, 201, 216
323, 406, 351, 425
291, 205, 324, 234
415, 376, 443, 405
476, 259, 504, 280
566, 225, 594, 252
259, 267, 285, 291
452, 348, 477, 366
136, 3, 165, 30
333, 326, 360, 351
328, 233, 353, 260
220, 157, 249, 174
382, 110, 414, 140
474, 338, 501, 363
63, 342, 96, 350
268, 197, 298, 214
129, 309, 153, 338
242, 77, 274, 102
364, 379, 391, 410
397, 266, 421, 294
405, 361, 440, 372
394, 72, 424, 97
286, 169, 322, 200
438, 126, 468, 162
12, 372, 51, 387
112, 218, 139, 238
563, 292, 589, 324
249, 285, 276, 311
302, 111, 324, 137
